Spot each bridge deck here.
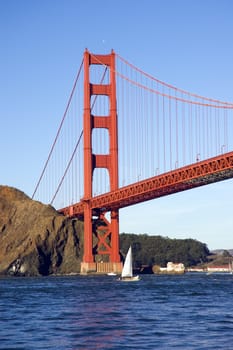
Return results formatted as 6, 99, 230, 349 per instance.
59, 151, 233, 217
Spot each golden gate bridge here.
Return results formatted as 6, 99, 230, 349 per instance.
32, 50, 233, 274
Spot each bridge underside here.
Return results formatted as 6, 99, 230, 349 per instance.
60, 151, 233, 217
59, 151, 233, 274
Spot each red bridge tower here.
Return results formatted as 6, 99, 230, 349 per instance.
81, 50, 122, 274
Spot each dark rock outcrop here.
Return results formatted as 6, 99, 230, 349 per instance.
0, 186, 84, 276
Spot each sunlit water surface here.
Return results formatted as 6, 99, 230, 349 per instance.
0, 273, 233, 349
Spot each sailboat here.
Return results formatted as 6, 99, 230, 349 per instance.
229, 260, 233, 274
119, 246, 141, 282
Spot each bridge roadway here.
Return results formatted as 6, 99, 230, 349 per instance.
59, 151, 233, 218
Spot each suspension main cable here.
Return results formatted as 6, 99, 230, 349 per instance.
50, 130, 83, 205
116, 53, 233, 107
114, 68, 233, 109
32, 59, 84, 199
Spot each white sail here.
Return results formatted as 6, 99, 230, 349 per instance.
121, 246, 133, 278
230, 261, 233, 274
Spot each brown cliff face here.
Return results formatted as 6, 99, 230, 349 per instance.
0, 186, 84, 276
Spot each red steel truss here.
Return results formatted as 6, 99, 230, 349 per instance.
60, 150, 233, 217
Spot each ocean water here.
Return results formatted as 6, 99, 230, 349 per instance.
0, 273, 233, 349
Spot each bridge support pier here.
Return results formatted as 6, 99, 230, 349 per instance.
80, 209, 122, 274
81, 262, 123, 274
80, 262, 97, 274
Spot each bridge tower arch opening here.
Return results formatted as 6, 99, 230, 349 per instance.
81, 49, 122, 274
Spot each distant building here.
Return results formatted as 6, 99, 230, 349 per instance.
186, 265, 231, 273
186, 267, 205, 272
207, 265, 229, 273
160, 262, 185, 274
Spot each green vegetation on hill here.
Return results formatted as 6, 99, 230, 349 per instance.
120, 233, 210, 268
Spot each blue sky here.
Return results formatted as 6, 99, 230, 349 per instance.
1, 0, 233, 250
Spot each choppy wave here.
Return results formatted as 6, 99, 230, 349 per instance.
0, 273, 233, 349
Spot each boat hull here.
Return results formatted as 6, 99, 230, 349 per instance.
118, 275, 141, 282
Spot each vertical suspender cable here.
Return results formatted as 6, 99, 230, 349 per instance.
169, 89, 172, 170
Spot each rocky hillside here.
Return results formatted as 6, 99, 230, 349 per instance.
0, 186, 84, 276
